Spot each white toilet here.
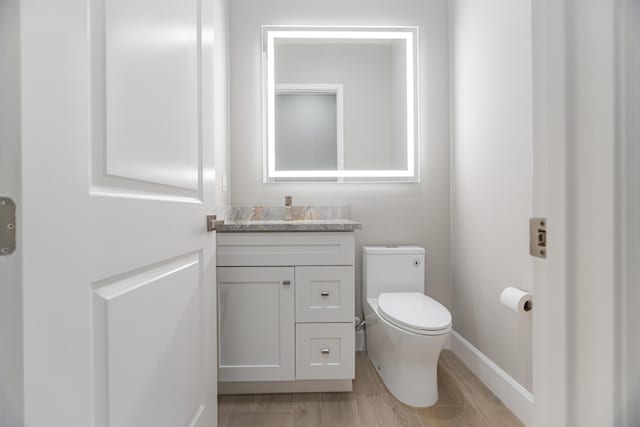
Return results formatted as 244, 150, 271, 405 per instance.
363, 246, 452, 407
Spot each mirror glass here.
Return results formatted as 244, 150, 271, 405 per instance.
263, 27, 419, 182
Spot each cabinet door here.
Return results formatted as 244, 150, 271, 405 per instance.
218, 267, 294, 381
295, 266, 355, 323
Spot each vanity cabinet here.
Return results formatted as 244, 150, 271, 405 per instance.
217, 232, 356, 393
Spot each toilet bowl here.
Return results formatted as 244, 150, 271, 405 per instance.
362, 246, 452, 407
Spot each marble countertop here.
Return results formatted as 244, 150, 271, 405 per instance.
216, 219, 362, 233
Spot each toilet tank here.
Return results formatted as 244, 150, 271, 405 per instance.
362, 246, 425, 299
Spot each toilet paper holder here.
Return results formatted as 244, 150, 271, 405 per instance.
500, 287, 533, 313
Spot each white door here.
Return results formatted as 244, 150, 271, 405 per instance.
532, 0, 628, 425
218, 267, 295, 382
20, 0, 218, 426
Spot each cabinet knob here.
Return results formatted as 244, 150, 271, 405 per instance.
321, 348, 330, 355
320, 291, 330, 297
282, 280, 291, 285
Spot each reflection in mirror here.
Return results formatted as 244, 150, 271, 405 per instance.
275, 84, 343, 171
263, 27, 419, 182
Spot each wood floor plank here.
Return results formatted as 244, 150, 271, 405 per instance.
353, 352, 428, 427
225, 411, 294, 427
217, 400, 231, 427
439, 351, 524, 427
292, 392, 324, 427
352, 352, 385, 399
218, 393, 294, 413
413, 403, 491, 427
321, 392, 357, 427
218, 351, 522, 427
431, 365, 465, 407
252, 393, 295, 412
218, 394, 255, 413
357, 395, 424, 427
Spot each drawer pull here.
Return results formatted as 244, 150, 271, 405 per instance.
282, 280, 291, 285
321, 348, 330, 355
320, 291, 330, 297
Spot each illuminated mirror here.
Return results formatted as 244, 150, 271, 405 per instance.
263, 26, 420, 182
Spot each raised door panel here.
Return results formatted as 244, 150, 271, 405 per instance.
91, 0, 202, 198
296, 323, 355, 380
218, 267, 295, 381
295, 266, 355, 323
93, 253, 207, 427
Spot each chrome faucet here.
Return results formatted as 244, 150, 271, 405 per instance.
284, 196, 293, 221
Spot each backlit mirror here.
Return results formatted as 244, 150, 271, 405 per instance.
262, 26, 420, 182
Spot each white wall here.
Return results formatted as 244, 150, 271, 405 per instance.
0, 0, 23, 425
450, 0, 533, 393
228, 0, 451, 318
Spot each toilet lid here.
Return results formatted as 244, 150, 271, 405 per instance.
378, 292, 452, 332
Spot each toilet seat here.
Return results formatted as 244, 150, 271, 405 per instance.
378, 292, 452, 336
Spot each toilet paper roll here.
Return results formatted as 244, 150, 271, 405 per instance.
500, 287, 533, 313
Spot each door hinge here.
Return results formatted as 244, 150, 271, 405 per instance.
206, 215, 224, 232
0, 197, 16, 255
529, 217, 547, 258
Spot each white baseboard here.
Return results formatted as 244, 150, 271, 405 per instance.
449, 330, 533, 426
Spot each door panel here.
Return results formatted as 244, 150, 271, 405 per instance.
93, 253, 204, 427
90, 0, 204, 199
104, 0, 200, 191
218, 267, 295, 381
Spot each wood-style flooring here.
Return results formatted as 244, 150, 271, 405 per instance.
218, 350, 524, 427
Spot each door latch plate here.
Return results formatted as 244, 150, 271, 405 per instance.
206, 215, 224, 232
529, 217, 547, 258
0, 197, 16, 255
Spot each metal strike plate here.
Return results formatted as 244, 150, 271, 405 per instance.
206, 215, 224, 232
0, 197, 16, 255
529, 217, 547, 258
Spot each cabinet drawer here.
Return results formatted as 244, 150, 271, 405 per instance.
217, 232, 355, 266
295, 323, 354, 380
295, 266, 354, 323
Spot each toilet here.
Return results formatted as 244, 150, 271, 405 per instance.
363, 246, 452, 407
